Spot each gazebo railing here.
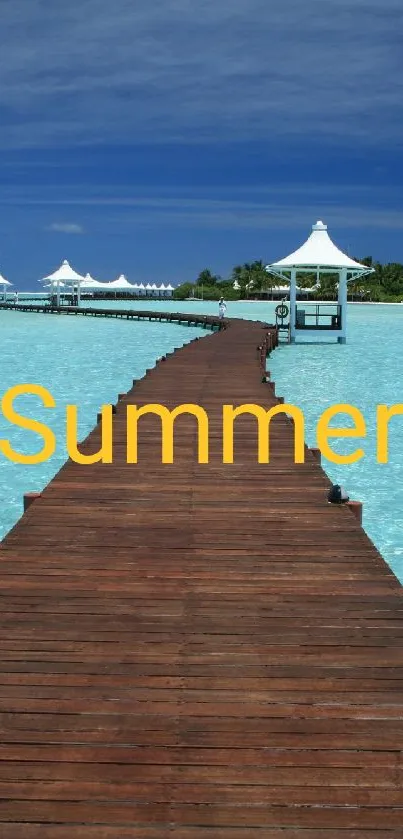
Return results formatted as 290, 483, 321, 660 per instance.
295, 303, 341, 330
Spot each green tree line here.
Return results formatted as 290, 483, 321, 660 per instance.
173, 258, 403, 302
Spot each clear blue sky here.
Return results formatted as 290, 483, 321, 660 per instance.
1, 0, 402, 289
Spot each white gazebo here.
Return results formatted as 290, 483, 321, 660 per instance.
267, 220, 374, 343
0, 273, 12, 302
109, 274, 130, 288
41, 259, 86, 306
44, 279, 66, 292
78, 273, 103, 296
81, 272, 99, 287
105, 275, 138, 294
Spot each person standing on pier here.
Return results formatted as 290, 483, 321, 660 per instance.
218, 297, 227, 319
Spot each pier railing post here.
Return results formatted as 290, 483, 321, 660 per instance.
346, 500, 363, 525
310, 447, 322, 464
23, 492, 42, 512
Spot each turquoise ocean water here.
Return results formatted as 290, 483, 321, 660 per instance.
0, 307, 206, 538
1, 300, 403, 581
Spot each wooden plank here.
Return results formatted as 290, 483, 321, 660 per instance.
0, 315, 403, 834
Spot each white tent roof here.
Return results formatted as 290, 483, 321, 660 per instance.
80, 273, 100, 287
268, 221, 371, 272
108, 275, 134, 288
79, 274, 117, 291
42, 259, 86, 283
165, 283, 174, 290
0, 274, 12, 286
45, 279, 66, 288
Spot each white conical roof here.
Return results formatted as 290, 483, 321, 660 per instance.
268, 221, 371, 271
109, 274, 133, 287
42, 259, 86, 282
0, 273, 12, 286
45, 279, 66, 288
80, 272, 100, 286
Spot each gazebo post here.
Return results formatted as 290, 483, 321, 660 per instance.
56, 281, 61, 307
0, 275, 12, 301
289, 268, 297, 343
337, 267, 347, 344
77, 280, 81, 307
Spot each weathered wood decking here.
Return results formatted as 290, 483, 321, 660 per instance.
1, 316, 403, 836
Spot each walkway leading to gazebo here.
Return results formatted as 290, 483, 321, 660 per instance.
0, 315, 402, 836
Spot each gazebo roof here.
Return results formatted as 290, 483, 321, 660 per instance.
108, 275, 134, 288
268, 221, 372, 272
0, 274, 12, 286
45, 279, 66, 288
80, 273, 100, 287
42, 259, 86, 283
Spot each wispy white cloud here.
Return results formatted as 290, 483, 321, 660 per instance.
2, 181, 399, 235
100, 201, 403, 233
46, 222, 84, 233
0, 0, 401, 147
0, 179, 400, 205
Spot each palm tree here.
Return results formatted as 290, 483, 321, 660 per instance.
231, 261, 271, 296
250, 260, 270, 293
231, 263, 253, 296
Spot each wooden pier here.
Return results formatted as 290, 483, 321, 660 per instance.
0, 302, 225, 330
0, 315, 403, 836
